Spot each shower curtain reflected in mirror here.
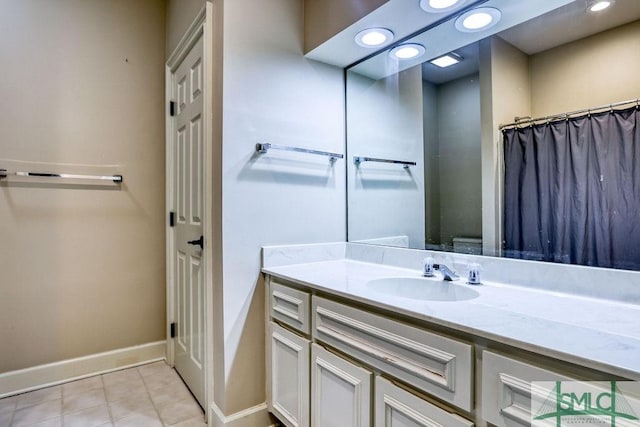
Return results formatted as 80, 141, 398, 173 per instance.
503, 106, 640, 270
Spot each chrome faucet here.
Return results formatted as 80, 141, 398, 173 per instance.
434, 264, 459, 281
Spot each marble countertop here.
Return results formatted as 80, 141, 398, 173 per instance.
263, 259, 640, 380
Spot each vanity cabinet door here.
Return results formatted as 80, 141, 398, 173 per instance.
374, 376, 474, 427
311, 344, 372, 427
482, 351, 573, 427
268, 322, 310, 427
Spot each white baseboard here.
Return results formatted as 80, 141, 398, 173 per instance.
0, 341, 166, 398
210, 401, 274, 427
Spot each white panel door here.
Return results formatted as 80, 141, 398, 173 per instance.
269, 322, 310, 427
311, 343, 372, 427
172, 33, 205, 409
374, 377, 474, 427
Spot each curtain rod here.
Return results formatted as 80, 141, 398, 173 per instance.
499, 97, 640, 130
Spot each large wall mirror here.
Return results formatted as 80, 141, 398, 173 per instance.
346, 0, 640, 269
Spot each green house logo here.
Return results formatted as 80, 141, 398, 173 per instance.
531, 381, 640, 427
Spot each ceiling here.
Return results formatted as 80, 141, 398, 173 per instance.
499, 0, 640, 54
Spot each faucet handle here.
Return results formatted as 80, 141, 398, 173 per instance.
467, 263, 481, 285
423, 257, 435, 277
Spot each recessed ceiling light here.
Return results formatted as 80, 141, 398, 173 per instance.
589, 1, 611, 12
389, 44, 426, 60
429, 53, 463, 68
354, 28, 394, 48
455, 7, 502, 32
420, 0, 466, 13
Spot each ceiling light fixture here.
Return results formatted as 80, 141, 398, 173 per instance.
355, 28, 394, 48
455, 7, 502, 32
429, 52, 463, 68
419, 0, 466, 13
389, 44, 426, 60
589, 1, 611, 12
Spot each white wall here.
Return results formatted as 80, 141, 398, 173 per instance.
220, 0, 346, 414
347, 66, 425, 249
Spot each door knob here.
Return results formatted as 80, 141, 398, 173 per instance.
187, 235, 204, 249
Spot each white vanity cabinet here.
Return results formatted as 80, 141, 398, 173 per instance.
266, 274, 629, 427
266, 276, 476, 427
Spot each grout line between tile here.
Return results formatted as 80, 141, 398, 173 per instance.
99, 373, 112, 427
140, 366, 165, 426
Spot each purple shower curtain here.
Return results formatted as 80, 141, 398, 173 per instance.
503, 106, 640, 270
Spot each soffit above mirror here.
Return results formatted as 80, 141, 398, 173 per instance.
348, 0, 575, 80
305, 0, 489, 68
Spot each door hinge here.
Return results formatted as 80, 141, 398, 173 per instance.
169, 101, 176, 117
169, 211, 175, 227
170, 322, 176, 338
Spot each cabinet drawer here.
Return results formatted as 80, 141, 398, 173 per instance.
482, 351, 573, 427
375, 376, 474, 427
270, 279, 311, 335
312, 296, 473, 411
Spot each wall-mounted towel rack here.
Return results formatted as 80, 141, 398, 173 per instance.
0, 169, 123, 183
353, 156, 417, 169
255, 143, 344, 162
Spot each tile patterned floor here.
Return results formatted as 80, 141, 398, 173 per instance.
0, 361, 205, 427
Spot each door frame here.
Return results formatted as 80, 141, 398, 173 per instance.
165, 3, 213, 417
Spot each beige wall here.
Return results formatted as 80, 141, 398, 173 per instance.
530, 20, 640, 117
304, 0, 389, 53
0, 0, 166, 373
166, 0, 207, 56
480, 36, 531, 256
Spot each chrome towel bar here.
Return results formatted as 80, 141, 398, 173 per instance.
0, 169, 123, 183
353, 156, 417, 169
255, 143, 344, 162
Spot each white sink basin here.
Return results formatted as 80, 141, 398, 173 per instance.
366, 277, 479, 302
